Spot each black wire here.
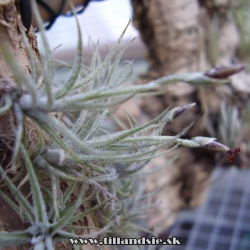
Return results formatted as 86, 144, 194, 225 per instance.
36, 0, 67, 30
36, 0, 93, 31
19, 0, 32, 32
20, 0, 104, 32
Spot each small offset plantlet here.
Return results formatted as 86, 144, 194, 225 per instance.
232, 0, 250, 61
206, 99, 243, 164
0, 1, 246, 249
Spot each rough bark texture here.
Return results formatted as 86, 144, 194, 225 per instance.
0, 0, 40, 78
0, 0, 40, 165
131, 0, 203, 137
130, 0, 250, 232
0, 0, 40, 171
131, 0, 202, 77
0, 2, 40, 248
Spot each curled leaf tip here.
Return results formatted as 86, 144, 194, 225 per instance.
172, 103, 196, 120
191, 137, 230, 151
205, 64, 246, 79
204, 140, 230, 151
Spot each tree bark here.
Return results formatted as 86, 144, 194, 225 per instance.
130, 0, 249, 232
0, 1, 40, 248
0, 0, 40, 78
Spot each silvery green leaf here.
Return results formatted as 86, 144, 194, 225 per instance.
21, 145, 48, 223
55, 6, 82, 99
0, 230, 31, 247
50, 183, 86, 234
0, 166, 35, 222
87, 109, 170, 148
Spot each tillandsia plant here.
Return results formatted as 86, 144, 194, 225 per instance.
232, 0, 250, 62
0, 1, 246, 249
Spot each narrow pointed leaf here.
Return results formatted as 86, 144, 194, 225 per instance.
21, 144, 47, 223
50, 183, 86, 234
0, 166, 34, 222
0, 231, 31, 247
55, 5, 82, 99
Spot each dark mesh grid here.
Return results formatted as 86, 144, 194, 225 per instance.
165, 168, 250, 250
